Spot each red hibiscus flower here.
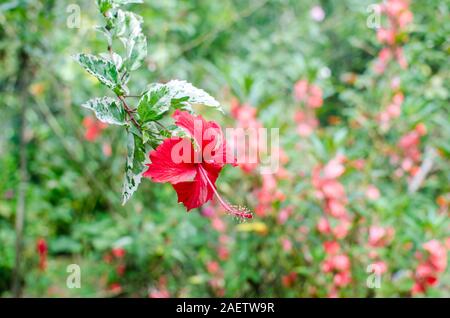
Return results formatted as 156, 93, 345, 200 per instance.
143, 110, 252, 219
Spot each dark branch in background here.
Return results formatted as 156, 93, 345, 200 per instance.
12, 48, 33, 298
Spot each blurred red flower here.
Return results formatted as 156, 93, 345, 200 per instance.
112, 247, 126, 259
294, 80, 323, 108
412, 239, 447, 295
82, 116, 107, 142
36, 238, 48, 271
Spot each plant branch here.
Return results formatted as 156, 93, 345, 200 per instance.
117, 94, 141, 129
408, 146, 437, 194
12, 48, 31, 298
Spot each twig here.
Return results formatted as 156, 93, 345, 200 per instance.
408, 146, 437, 193
117, 95, 141, 129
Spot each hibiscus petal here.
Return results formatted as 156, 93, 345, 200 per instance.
173, 110, 223, 151
173, 110, 203, 145
173, 166, 219, 211
143, 138, 197, 184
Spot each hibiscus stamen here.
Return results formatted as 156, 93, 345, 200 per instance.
198, 165, 253, 219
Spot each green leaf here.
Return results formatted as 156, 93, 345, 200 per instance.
114, 10, 143, 43
137, 83, 171, 122
50, 237, 82, 254
122, 131, 146, 204
97, 0, 113, 14
124, 33, 147, 71
113, 10, 147, 72
141, 122, 164, 148
113, 0, 143, 6
96, 26, 113, 47
165, 80, 222, 111
137, 80, 222, 124
97, 0, 143, 13
74, 53, 121, 92
99, 52, 123, 70
82, 97, 126, 125
333, 128, 348, 146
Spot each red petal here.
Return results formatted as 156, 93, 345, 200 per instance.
143, 138, 197, 184
173, 110, 203, 145
172, 110, 236, 166
173, 110, 221, 148
173, 165, 219, 211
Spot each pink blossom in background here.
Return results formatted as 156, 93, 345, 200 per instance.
412, 240, 447, 295
378, 92, 404, 130
368, 225, 394, 247
372, 261, 388, 274
206, 260, 225, 297
333, 271, 351, 288
293, 80, 323, 139
294, 80, 308, 101
423, 240, 447, 273
321, 244, 352, 289
295, 111, 318, 136
374, 48, 392, 74
201, 206, 215, 218
277, 206, 293, 225
310, 5, 325, 22
217, 246, 229, 261
312, 156, 351, 242
377, 28, 395, 45
212, 217, 226, 233
281, 238, 293, 252
322, 156, 345, 179
395, 47, 408, 69
326, 199, 348, 218
365, 185, 380, 200
374, 0, 413, 74
323, 241, 340, 255
317, 217, 331, 234
294, 80, 323, 108
255, 174, 285, 217
351, 159, 366, 171
390, 77, 401, 90
332, 220, 351, 239
206, 261, 220, 275
148, 278, 170, 298
102, 142, 112, 157
230, 98, 263, 173
313, 156, 354, 295
395, 124, 427, 176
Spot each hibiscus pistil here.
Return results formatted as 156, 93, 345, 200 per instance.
197, 164, 252, 219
